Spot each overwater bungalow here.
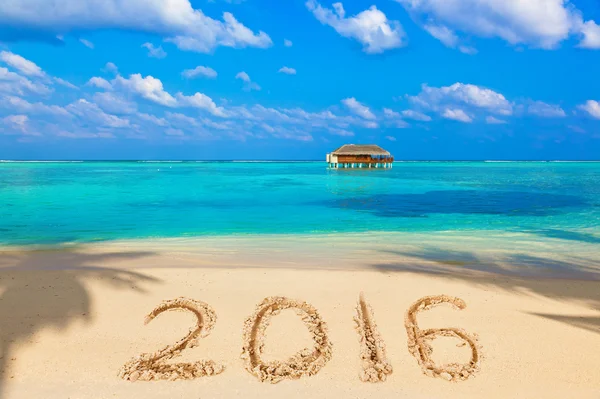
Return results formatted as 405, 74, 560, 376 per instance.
326, 144, 394, 169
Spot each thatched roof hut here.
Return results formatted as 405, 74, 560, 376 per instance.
330, 144, 391, 156
327, 144, 393, 169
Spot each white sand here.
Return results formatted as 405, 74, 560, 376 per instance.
1, 232, 599, 398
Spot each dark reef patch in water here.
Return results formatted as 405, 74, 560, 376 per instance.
323, 190, 586, 217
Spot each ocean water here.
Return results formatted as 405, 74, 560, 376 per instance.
1, 161, 599, 246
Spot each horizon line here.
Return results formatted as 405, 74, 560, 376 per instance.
2, 159, 600, 163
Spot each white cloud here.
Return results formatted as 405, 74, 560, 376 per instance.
87, 76, 113, 90
306, 0, 406, 53
409, 83, 513, 115
459, 46, 478, 54
88, 73, 228, 117
0, 95, 70, 117
236, 71, 251, 82
0, 67, 51, 95
278, 66, 296, 75
0, 0, 272, 53
401, 109, 432, 121
442, 108, 472, 122
486, 116, 507, 124
166, 112, 198, 126
1, 114, 40, 136
385, 135, 397, 141
2, 114, 27, 126
138, 112, 168, 126
66, 99, 131, 128
142, 43, 167, 58
114, 74, 177, 106
54, 77, 78, 89
79, 38, 94, 49
0, 51, 45, 77
93, 92, 137, 115
235, 71, 260, 91
176, 92, 227, 117
383, 108, 400, 118
104, 62, 119, 74
165, 12, 272, 53
341, 97, 376, 120
165, 128, 185, 136
182, 66, 217, 79
284, 39, 293, 47
578, 21, 600, 49
328, 127, 354, 136
2, 114, 26, 129
527, 101, 566, 118
396, 0, 600, 51
577, 100, 600, 119
422, 25, 478, 53
424, 24, 459, 48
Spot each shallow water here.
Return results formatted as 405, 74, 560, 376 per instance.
1, 161, 599, 245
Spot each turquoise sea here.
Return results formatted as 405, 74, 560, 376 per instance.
1, 161, 599, 246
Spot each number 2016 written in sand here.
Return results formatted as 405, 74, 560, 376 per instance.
118, 294, 481, 383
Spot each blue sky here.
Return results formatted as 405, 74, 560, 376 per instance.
0, 0, 599, 160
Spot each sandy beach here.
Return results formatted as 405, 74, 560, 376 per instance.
1, 232, 599, 398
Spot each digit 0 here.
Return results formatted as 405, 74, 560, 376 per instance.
241, 296, 333, 383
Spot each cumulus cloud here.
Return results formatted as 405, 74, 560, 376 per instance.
0, 67, 51, 95
442, 108, 472, 122
182, 66, 217, 79
385, 135, 397, 141
0, 51, 45, 77
66, 99, 130, 128
104, 62, 119, 74
54, 77, 78, 89
383, 108, 400, 118
278, 66, 296, 75
1, 114, 39, 136
79, 38, 94, 49
0, 0, 272, 53
138, 112, 168, 126
0, 95, 70, 117
395, 0, 600, 51
93, 92, 137, 115
236, 71, 250, 82
527, 101, 566, 118
114, 74, 177, 106
577, 100, 600, 119
306, 0, 406, 53
341, 97, 376, 120
87, 76, 113, 90
409, 82, 513, 116
284, 39, 293, 47
176, 92, 227, 117
88, 73, 228, 117
142, 43, 167, 58
486, 116, 507, 124
235, 71, 261, 91
578, 21, 600, 49
401, 109, 432, 121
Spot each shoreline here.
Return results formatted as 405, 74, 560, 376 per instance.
2, 230, 599, 280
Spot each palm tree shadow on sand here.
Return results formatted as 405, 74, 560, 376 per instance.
371, 247, 600, 335
0, 249, 160, 399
